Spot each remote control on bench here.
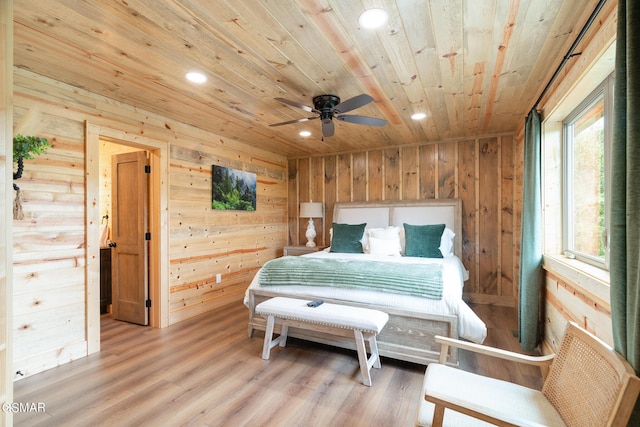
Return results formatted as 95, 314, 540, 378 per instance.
307, 300, 324, 308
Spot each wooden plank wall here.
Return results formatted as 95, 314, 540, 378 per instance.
288, 135, 519, 306
12, 69, 287, 378
543, 269, 612, 350
1, 1, 13, 422
168, 144, 288, 323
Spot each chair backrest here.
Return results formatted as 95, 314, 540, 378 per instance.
542, 322, 640, 427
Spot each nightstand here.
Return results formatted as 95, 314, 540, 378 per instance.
283, 245, 326, 256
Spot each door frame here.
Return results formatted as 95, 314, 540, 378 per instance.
85, 122, 169, 354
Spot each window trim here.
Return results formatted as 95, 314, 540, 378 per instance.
561, 73, 613, 270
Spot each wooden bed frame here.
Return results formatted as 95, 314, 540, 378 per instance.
247, 199, 463, 365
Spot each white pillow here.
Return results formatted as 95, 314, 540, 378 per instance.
361, 227, 370, 252
368, 236, 402, 256
366, 227, 401, 256
368, 226, 400, 240
399, 226, 455, 257
439, 227, 455, 257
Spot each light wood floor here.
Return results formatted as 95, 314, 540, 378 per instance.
13, 302, 542, 426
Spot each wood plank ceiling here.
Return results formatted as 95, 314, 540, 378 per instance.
13, 0, 599, 157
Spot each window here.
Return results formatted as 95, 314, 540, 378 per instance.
562, 74, 613, 269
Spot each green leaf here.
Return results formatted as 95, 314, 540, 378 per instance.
13, 134, 51, 163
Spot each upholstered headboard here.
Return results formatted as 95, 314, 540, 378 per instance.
333, 199, 463, 258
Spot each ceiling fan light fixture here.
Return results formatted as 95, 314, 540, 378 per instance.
411, 112, 427, 120
271, 93, 383, 138
358, 8, 388, 29
185, 71, 207, 84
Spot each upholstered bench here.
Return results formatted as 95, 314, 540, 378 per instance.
255, 297, 389, 386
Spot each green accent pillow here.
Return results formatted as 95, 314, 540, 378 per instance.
330, 223, 366, 253
403, 223, 446, 258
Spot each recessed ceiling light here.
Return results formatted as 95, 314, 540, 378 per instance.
411, 112, 427, 120
185, 71, 207, 84
358, 9, 388, 29
299, 130, 311, 137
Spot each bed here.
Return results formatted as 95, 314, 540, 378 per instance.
244, 199, 487, 365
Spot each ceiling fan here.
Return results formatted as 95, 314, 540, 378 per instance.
270, 94, 387, 138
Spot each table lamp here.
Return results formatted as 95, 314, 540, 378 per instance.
299, 202, 323, 247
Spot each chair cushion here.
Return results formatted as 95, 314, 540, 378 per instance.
421, 364, 567, 427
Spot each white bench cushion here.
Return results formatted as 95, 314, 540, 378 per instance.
255, 297, 388, 333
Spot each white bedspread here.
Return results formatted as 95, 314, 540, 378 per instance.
244, 251, 487, 343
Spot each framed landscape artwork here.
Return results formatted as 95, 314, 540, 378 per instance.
212, 165, 256, 211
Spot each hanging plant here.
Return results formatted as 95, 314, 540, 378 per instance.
13, 134, 51, 220
13, 134, 51, 181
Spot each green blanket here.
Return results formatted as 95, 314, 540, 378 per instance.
259, 256, 443, 300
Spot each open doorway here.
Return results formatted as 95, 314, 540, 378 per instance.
85, 123, 170, 355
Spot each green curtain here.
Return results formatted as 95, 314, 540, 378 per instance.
518, 109, 543, 351
611, 0, 640, 422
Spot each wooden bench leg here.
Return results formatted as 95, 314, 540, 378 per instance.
279, 325, 289, 347
353, 329, 381, 387
261, 315, 289, 360
262, 314, 276, 360
369, 334, 381, 369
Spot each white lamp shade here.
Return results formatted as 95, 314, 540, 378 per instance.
299, 202, 323, 218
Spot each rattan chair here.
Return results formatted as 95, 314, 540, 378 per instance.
415, 321, 640, 427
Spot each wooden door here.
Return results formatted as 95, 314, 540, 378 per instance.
111, 151, 149, 325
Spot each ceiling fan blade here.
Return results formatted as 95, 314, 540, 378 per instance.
274, 97, 319, 114
269, 116, 318, 127
322, 120, 335, 137
333, 94, 373, 114
336, 114, 387, 126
